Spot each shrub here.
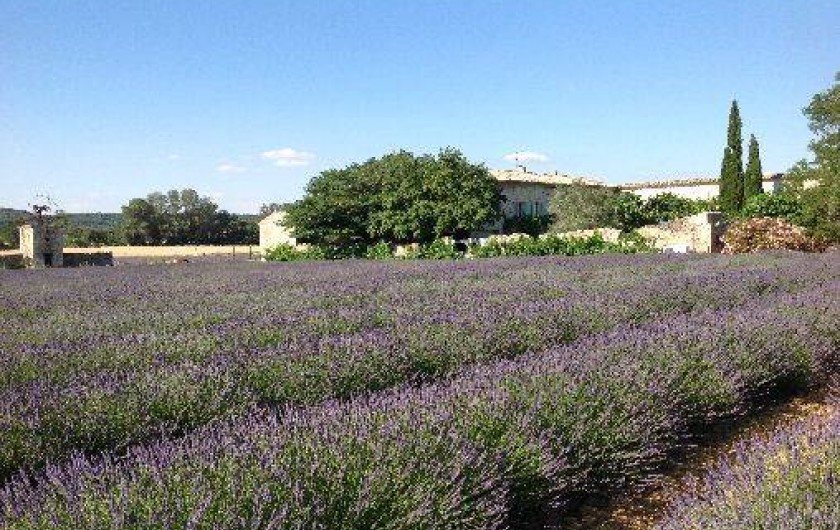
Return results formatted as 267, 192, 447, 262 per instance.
416, 238, 463, 260
722, 217, 828, 253
263, 243, 303, 261
641, 193, 707, 224
470, 232, 651, 258
502, 215, 554, 237
365, 241, 394, 260
741, 192, 803, 220
549, 184, 622, 233
263, 244, 329, 261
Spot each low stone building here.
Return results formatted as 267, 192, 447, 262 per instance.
620, 174, 784, 201
258, 211, 296, 252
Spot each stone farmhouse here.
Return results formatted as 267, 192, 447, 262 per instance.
257, 168, 789, 252
258, 167, 603, 251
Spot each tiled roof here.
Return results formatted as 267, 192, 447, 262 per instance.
620, 173, 783, 190
491, 168, 602, 186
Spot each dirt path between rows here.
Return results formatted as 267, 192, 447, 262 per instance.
555, 387, 837, 530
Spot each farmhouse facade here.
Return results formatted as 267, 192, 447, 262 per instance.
479, 167, 602, 234
491, 167, 601, 219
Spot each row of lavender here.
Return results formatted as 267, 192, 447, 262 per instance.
1, 276, 838, 528
658, 392, 840, 529
1, 254, 836, 482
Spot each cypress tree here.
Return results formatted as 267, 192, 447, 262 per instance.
719, 146, 738, 214
744, 134, 764, 200
719, 100, 744, 214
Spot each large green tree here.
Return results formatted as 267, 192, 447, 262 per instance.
285, 148, 501, 246
121, 198, 165, 245
719, 100, 744, 214
744, 134, 764, 200
549, 184, 623, 232
120, 189, 256, 245
786, 72, 840, 242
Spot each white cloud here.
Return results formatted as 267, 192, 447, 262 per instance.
216, 162, 246, 174
166, 154, 182, 161
261, 147, 315, 167
503, 151, 550, 163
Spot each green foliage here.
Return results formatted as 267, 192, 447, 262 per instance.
285, 148, 501, 247
719, 101, 745, 214
470, 232, 652, 258
741, 192, 802, 221
262, 243, 301, 261
316, 243, 366, 260
784, 73, 840, 242
263, 244, 328, 262
120, 189, 257, 245
0, 208, 28, 227
502, 215, 553, 237
744, 134, 764, 201
0, 221, 20, 250
258, 202, 292, 217
416, 239, 463, 260
50, 214, 122, 247
550, 185, 709, 234
365, 241, 394, 260
611, 193, 648, 232
641, 193, 707, 224
549, 184, 622, 232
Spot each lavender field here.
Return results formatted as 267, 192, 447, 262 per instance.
1, 252, 839, 528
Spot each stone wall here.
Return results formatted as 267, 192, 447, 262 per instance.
0, 253, 24, 269
63, 252, 115, 267
637, 211, 726, 253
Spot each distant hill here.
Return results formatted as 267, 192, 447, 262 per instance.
63, 212, 123, 230
0, 208, 122, 230
1, 208, 258, 229
0, 208, 28, 225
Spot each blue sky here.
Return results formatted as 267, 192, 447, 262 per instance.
1, 1, 838, 213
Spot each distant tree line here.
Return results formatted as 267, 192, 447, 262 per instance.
121, 189, 257, 245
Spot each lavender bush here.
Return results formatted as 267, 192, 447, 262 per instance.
0, 268, 838, 528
